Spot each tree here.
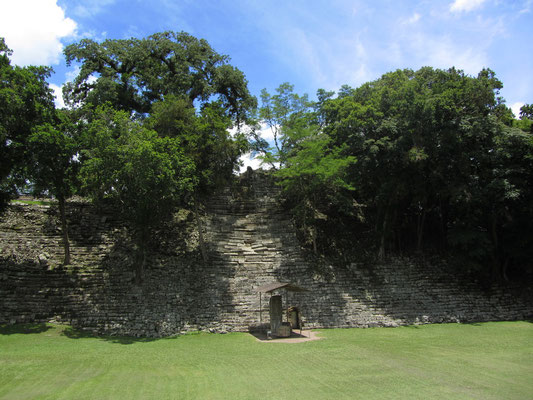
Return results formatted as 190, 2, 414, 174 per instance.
146, 96, 248, 261
257, 84, 356, 254
0, 37, 55, 211
65, 32, 255, 264
63, 31, 256, 123
295, 66, 532, 281
275, 129, 356, 254
517, 104, 533, 133
80, 105, 195, 282
519, 104, 533, 119
255, 83, 313, 169
27, 112, 79, 265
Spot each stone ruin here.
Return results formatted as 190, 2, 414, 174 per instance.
0, 170, 532, 337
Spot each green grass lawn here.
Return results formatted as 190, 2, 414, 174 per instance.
0, 321, 531, 399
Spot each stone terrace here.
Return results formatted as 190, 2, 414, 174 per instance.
0, 171, 532, 337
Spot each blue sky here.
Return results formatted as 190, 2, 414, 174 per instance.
1, 0, 532, 117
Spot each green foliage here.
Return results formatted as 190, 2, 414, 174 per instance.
62, 31, 255, 267
80, 105, 195, 279
258, 84, 356, 253
80, 106, 195, 224
0, 37, 56, 211
516, 103, 533, 133
277, 133, 355, 192
64, 31, 257, 122
147, 96, 248, 194
256, 82, 313, 168
27, 115, 78, 201
275, 130, 356, 254
272, 68, 532, 281
26, 115, 80, 265
519, 103, 533, 119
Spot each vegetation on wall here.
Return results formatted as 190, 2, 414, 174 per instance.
1, 31, 532, 283
0, 38, 56, 211
257, 70, 533, 282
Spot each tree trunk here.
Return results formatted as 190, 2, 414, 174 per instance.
194, 199, 208, 263
378, 207, 388, 261
438, 199, 448, 252
490, 215, 502, 282
135, 243, 146, 285
502, 256, 510, 282
416, 209, 426, 253
58, 195, 71, 265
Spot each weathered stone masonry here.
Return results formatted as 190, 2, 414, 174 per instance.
1, 171, 532, 337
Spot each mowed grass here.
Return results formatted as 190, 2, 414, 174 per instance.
0, 322, 531, 400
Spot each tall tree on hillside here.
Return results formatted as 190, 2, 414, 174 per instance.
255, 83, 313, 169
64, 32, 256, 263
311, 66, 533, 280
257, 84, 356, 254
276, 130, 356, 254
146, 96, 248, 261
80, 105, 195, 282
27, 111, 79, 265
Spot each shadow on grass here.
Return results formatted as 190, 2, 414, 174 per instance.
61, 326, 181, 345
461, 319, 533, 326
0, 323, 53, 335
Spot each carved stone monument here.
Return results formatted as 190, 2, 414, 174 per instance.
269, 295, 282, 335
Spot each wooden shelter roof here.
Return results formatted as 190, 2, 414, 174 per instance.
255, 281, 308, 293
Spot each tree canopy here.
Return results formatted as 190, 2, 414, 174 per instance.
80, 105, 195, 280
264, 67, 533, 282
63, 31, 257, 124
1, 31, 532, 284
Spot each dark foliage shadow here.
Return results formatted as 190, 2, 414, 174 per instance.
43, 200, 117, 249
61, 326, 166, 345
0, 323, 52, 335
248, 329, 310, 341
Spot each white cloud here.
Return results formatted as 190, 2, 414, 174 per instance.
450, 0, 487, 13
510, 102, 524, 118
49, 83, 65, 109
239, 152, 265, 173
229, 123, 277, 145
0, 0, 77, 66
257, 123, 276, 142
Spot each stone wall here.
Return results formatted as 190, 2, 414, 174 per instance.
1, 171, 532, 337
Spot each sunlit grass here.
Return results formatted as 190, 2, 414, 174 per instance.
0, 321, 531, 399
10, 199, 55, 206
